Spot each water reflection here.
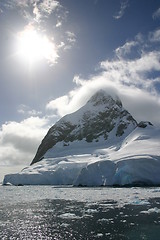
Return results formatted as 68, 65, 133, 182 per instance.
0, 198, 160, 239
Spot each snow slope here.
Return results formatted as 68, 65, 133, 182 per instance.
31, 90, 137, 165
3, 124, 160, 186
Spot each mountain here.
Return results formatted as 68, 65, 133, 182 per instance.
31, 90, 137, 165
3, 90, 160, 186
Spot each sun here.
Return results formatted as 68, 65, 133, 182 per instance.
17, 26, 58, 64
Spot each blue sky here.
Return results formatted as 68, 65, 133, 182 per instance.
0, 0, 160, 175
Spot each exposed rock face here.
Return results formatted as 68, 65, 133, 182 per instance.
31, 90, 137, 165
138, 121, 153, 128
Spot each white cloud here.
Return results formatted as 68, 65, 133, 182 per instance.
113, 0, 129, 19
56, 21, 62, 28
2, 0, 60, 21
57, 41, 65, 49
149, 29, 160, 42
66, 31, 76, 44
32, 0, 60, 23
46, 33, 160, 127
115, 40, 138, 58
33, 2, 41, 22
39, 0, 59, 16
0, 117, 49, 166
115, 33, 145, 59
66, 31, 76, 42
46, 95, 69, 116
73, 75, 83, 85
17, 104, 42, 116
62, 31, 76, 50
152, 7, 160, 19
100, 51, 160, 91
46, 70, 160, 127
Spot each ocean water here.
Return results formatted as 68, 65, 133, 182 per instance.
0, 186, 160, 240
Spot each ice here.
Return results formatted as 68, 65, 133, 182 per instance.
105, 233, 111, 236
140, 207, 160, 214
3, 125, 160, 187
96, 233, 103, 238
60, 223, 70, 228
97, 218, 108, 222
58, 213, 82, 219
131, 199, 150, 205
0, 185, 160, 209
85, 208, 98, 213
121, 219, 127, 223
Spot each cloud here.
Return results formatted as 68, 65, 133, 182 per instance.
56, 21, 62, 28
152, 7, 160, 19
62, 31, 76, 50
33, 2, 41, 23
57, 41, 65, 49
113, 0, 129, 19
115, 40, 138, 59
46, 95, 69, 116
101, 51, 160, 84
46, 30, 160, 127
149, 29, 160, 42
115, 33, 145, 59
0, 117, 49, 166
46, 72, 160, 127
39, 0, 59, 16
1, 0, 60, 22
32, 0, 60, 23
66, 31, 76, 43
73, 75, 84, 85
17, 104, 42, 116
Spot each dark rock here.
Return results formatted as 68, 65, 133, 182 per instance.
138, 121, 153, 128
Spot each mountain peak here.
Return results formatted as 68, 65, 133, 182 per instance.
31, 90, 137, 165
88, 89, 122, 108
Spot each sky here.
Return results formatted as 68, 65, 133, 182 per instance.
0, 0, 160, 180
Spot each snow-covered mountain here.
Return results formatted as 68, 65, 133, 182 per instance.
31, 90, 137, 165
3, 90, 160, 186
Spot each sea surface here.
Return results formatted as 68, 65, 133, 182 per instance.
0, 186, 160, 240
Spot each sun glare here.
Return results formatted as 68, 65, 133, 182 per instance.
17, 27, 58, 65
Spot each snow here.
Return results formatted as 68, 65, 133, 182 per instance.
0, 165, 26, 184
2, 92, 160, 186
31, 90, 137, 165
3, 124, 160, 186
61, 90, 121, 126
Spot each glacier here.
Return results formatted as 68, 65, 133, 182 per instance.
3, 125, 160, 186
